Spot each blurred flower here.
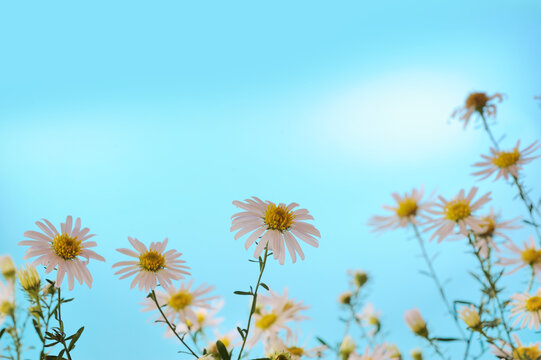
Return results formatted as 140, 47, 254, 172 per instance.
339, 335, 356, 360
473, 208, 520, 258
424, 187, 491, 242
0, 256, 16, 280
265, 334, 327, 360
338, 291, 352, 305
19, 216, 105, 290
491, 334, 541, 360
451, 92, 504, 128
349, 344, 389, 360
509, 288, 541, 330
258, 287, 309, 323
142, 279, 217, 328
404, 308, 428, 338
249, 308, 293, 348
458, 305, 482, 331
231, 197, 320, 265
386, 344, 401, 360
0, 280, 14, 320
348, 269, 369, 290
358, 302, 381, 335
113, 237, 190, 292
410, 349, 423, 360
472, 140, 540, 181
17, 264, 41, 296
498, 236, 541, 282
176, 299, 224, 333
206, 329, 238, 356
368, 187, 432, 232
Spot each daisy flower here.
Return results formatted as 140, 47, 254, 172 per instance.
0, 280, 14, 322
231, 197, 320, 265
265, 334, 327, 360
340, 335, 356, 359
175, 299, 224, 333
404, 308, 428, 338
491, 334, 541, 360
206, 329, 239, 355
248, 306, 295, 348
368, 187, 432, 232
349, 344, 390, 360
19, 216, 105, 290
473, 208, 521, 258
423, 187, 491, 242
358, 302, 381, 335
451, 91, 504, 129
113, 237, 190, 292
258, 287, 309, 323
498, 236, 541, 282
473, 140, 541, 181
509, 288, 541, 330
458, 305, 482, 331
141, 279, 218, 330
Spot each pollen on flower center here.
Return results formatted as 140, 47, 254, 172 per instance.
287, 347, 304, 356
444, 200, 472, 222
220, 338, 230, 348
52, 233, 82, 260
263, 204, 295, 231
521, 248, 541, 265
514, 346, 541, 360
465, 92, 489, 111
139, 251, 166, 272
255, 313, 277, 329
395, 198, 418, 218
491, 150, 520, 169
167, 290, 193, 311
526, 296, 541, 312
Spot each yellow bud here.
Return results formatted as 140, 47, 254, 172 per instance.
0, 256, 16, 280
17, 264, 41, 295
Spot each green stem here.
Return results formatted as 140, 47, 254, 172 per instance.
479, 112, 499, 150
512, 175, 541, 245
428, 338, 447, 360
412, 224, 466, 340
57, 288, 73, 360
237, 246, 270, 360
149, 290, 199, 358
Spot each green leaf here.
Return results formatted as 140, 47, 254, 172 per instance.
236, 327, 246, 340
67, 326, 84, 351
260, 283, 269, 291
0, 328, 5, 341
432, 337, 460, 342
233, 291, 252, 296
56, 349, 66, 360
315, 337, 329, 347
216, 340, 230, 360
32, 319, 44, 342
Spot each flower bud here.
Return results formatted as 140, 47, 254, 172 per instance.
0, 256, 16, 280
459, 305, 482, 331
404, 308, 429, 338
338, 292, 352, 305
411, 349, 423, 360
17, 264, 41, 296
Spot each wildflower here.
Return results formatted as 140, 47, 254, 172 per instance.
206, 330, 238, 356
248, 309, 292, 348
410, 349, 423, 360
231, 197, 320, 265
386, 344, 402, 360
339, 292, 352, 305
19, 216, 105, 290
348, 269, 369, 290
176, 299, 224, 333
473, 208, 520, 258
509, 289, 541, 330
113, 237, 190, 292
0, 256, 16, 280
358, 302, 381, 335
339, 335, 356, 360
265, 334, 327, 360
349, 344, 390, 360
458, 305, 482, 331
473, 140, 540, 181
17, 264, 41, 296
258, 287, 309, 323
423, 187, 491, 242
141, 280, 217, 329
498, 236, 541, 282
0, 280, 14, 320
404, 308, 428, 338
368, 187, 432, 232
451, 91, 504, 129
491, 334, 541, 360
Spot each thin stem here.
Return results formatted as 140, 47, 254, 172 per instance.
57, 288, 73, 360
512, 175, 541, 244
412, 224, 466, 340
237, 246, 270, 360
9, 312, 22, 360
428, 338, 447, 360
149, 290, 199, 358
527, 268, 536, 293
479, 112, 499, 150
467, 234, 514, 348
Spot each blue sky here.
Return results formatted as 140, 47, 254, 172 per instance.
1, 1, 541, 359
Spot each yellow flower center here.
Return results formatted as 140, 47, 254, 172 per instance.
263, 204, 295, 231
139, 250, 166, 272
287, 347, 304, 356
0, 300, 14, 316
521, 248, 541, 266
444, 199, 472, 222
491, 149, 520, 169
196, 312, 205, 324
395, 198, 418, 218
52, 233, 82, 260
255, 313, 278, 329
514, 346, 541, 360
525, 296, 541, 312
477, 217, 495, 238
465, 92, 489, 112
167, 290, 193, 311
220, 338, 230, 348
